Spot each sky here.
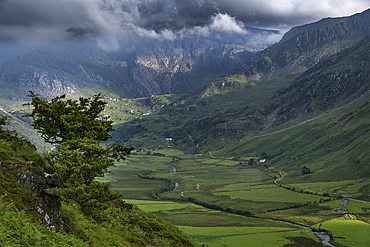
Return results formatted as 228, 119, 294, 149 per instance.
0, 0, 369, 45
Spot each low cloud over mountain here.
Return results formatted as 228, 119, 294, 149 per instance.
0, 0, 369, 46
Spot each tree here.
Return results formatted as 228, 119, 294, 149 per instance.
24, 92, 133, 217
302, 166, 311, 175
24, 92, 114, 144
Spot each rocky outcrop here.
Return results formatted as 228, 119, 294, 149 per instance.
0, 29, 277, 100
15, 167, 63, 230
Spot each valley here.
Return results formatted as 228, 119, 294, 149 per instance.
102, 144, 370, 246
95, 82, 370, 245
1, 6, 370, 247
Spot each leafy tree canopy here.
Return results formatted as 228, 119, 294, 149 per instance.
24, 92, 134, 218
24, 91, 114, 144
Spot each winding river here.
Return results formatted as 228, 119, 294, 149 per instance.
166, 162, 179, 191
163, 160, 337, 245
272, 168, 337, 246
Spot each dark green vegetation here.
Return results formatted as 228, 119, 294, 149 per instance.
0, 200, 86, 246
24, 92, 134, 222
108, 9, 370, 154
216, 95, 370, 183
0, 111, 198, 245
92, 9, 370, 246
1, 8, 370, 247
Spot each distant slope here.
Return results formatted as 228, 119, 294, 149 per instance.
280, 16, 349, 42
263, 35, 370, 125
109, 8, 370, 155
242, 8, 370, 81
0, 107, 50, 153
215, 95, 370, 183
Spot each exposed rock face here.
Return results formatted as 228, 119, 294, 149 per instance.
16, 168, 63, 230
0, 29, 277, 100
17, 68, 76, 98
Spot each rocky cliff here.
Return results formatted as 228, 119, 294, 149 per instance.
0, 28, 278, 100
0, 125, 63, 230
109, 8, 370, 152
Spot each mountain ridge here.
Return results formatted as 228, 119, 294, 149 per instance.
0, 28, 279, 101
107, 8, 370, 157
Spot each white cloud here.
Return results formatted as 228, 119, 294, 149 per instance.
132, 13, 248, 40
208, 14, 247, 34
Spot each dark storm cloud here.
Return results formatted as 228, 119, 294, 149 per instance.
133, 0, 370, 29
0, 0, 369, 45
216, 0, 370, 28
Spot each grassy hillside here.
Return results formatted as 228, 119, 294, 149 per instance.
0, 118, 199, 246
215, 94, 370, 185
0, 106, 51, 153
107, 9, 370, 155
109, 35, 370, 156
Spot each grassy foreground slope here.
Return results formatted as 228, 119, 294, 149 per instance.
0, 120, 198, 246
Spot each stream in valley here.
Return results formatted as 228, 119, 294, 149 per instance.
167, 162, 179, 191
272, 168, 338, 246
161, 161, 339, 246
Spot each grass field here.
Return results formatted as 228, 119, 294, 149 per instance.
343, 179, 370, 197
318, 200, 343, 210
322, 219, 370, 246
318, 199, 370, 214
179, 227, 321, 247
101, 150, 370, 246
101, 155, 176, 199
288, 180, 360, 195
178, 226, 298, 237
345, 200, 370, 214
125, 199, 326, 246
125, 200, 294, 228
214, 183, 276, 192
214, 187, 326, 204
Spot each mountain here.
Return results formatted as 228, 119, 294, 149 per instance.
108, 8, 370, 156
280, 16, 349, 42
240, 8, 370, 82
0, 27, 278, 101
2, 8, 370, 245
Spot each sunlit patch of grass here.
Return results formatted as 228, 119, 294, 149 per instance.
214, 187, 326, 204
322, 219, 370, 246
178, 226, 298, 237
189, 228, 318, 247
288, 180, 359, 195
